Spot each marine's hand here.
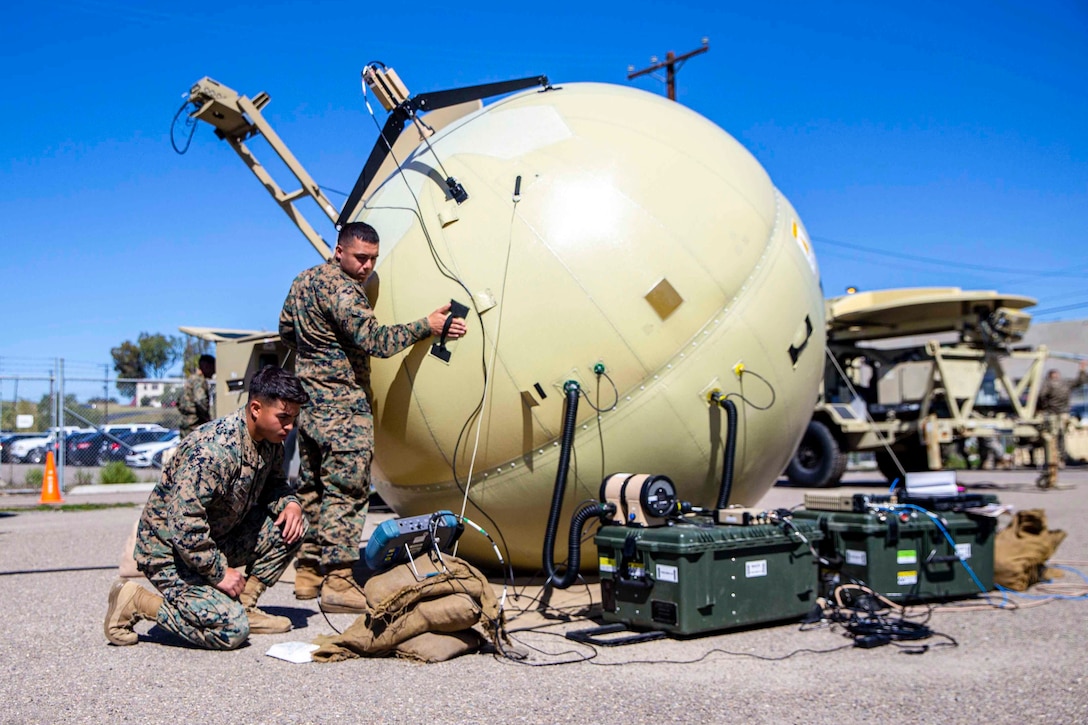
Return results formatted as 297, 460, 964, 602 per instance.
427, 303, 468, 339
216, 567, 246, 598
276, 501, 306, 545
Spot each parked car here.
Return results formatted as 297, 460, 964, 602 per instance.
100, 429, 178, 465
126, 431, 180, 468
102, 424, 167, 435
24, 447, 53, 464
66, 432, 114, 467
14, 427, 96, 464
8, 434, 53, 463
63, 427, 176, 466
1, 432, 45, 463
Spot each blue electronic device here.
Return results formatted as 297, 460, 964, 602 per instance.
363, 510, 463, 572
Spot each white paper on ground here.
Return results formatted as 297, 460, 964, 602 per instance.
265, 641, 320, 664
964, 503, 1014, 518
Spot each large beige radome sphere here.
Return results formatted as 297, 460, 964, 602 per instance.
351, 82, 825, 571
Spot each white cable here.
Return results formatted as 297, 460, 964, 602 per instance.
359, 71, 517, 564
824, 348, 906, 479
460, 516, 509, 613
360, 75, 375, 119
458, 201, 518, 522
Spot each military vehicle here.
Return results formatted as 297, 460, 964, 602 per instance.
177, 66, 828, 570
785, 286, 1055, 487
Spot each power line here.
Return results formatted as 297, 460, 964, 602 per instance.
812, 235, 1088, 280
1031, 301, 1088, 316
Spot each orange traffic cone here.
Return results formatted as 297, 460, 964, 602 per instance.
39, 450, 64, 504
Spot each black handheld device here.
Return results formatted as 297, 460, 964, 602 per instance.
430, 299, 469, 362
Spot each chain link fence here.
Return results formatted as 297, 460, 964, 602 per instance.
1, 358, 188, 490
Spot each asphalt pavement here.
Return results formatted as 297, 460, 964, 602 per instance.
0, 469, 1085, 724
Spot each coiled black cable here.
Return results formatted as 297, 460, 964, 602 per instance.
170, 100, 198, 154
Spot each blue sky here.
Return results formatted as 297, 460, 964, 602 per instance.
1, 0, 1086, 398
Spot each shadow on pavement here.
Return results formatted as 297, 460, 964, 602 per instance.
261, 605, 326, 630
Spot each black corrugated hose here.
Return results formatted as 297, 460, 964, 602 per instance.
715, 395, 738, 509
542, 381, 586, 589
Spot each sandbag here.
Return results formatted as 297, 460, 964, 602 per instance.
993, 509, 1067, 591
312, 554, 501, 663
395, 631, 483, 663
363, 554, 497, 620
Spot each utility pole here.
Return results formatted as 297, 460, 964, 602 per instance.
103, 363, 110, 427
627, 38, 710, 101
58, 358, 65, 490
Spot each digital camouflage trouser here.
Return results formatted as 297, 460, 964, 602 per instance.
1045, 413, 1071, 461
295, 405, 372, 570
146, 505, 301, 650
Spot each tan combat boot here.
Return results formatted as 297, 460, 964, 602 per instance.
240, 577, 292, 634
104, 579, 163, 646
320, 566, 368, 613
293, 560, 323, 601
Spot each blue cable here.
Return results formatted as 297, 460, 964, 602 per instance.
880, 503, 989, 594
887, 503, 1088, 604
995, 564, 1088, 601
1050, 563, 1088, 585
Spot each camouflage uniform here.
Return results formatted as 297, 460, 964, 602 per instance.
134, 408, 301, 650
178, 372, 212, 438
1038, 370, 1088, 416
279, 259, 430, 569
1038, 369, 1088, 462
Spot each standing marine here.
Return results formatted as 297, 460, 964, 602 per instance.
1037, 361, 1088, 417
178, 353, 216, 438
278, 221, 467, 613
103, 366, 309, 650
1037, 360, 1088, 464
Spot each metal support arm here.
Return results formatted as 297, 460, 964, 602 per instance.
186, 77, 338, 260
335, 74, 551, 228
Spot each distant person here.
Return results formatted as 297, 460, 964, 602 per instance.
1037, 362, 1088, 416
278, 221, 467, 613
1037, 361, 1088, 463
178, 354, 216, 438
103, 366, 309, 650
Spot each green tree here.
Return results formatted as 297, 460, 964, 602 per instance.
62, 395, 99, 428
181, 334, 214, 376
36, 393, 82, 429
138, 332, 182, 378
36, 393, 53, 429
111, 340, 145, 398
1, 399, 37, 431
111, 332, 183, 398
